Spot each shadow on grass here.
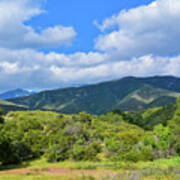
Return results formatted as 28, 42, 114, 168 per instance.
0, 161, 30, 171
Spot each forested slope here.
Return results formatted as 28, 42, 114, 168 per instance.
8, 76, 180, 114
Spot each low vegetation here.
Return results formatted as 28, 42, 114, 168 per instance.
1, 97, 180, 179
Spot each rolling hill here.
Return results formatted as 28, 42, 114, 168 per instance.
7, 76, 180, 114
0, 99, 28, 113
116, 84, 180, 111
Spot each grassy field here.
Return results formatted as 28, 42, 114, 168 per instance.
1, 156, 180, 179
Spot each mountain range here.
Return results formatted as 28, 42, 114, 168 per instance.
3, 76, 180, 115
0, 88, 35, 100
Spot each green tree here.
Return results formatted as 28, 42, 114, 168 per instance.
0, 131, 20, 165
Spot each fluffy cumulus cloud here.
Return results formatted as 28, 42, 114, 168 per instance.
1, 0, 180, 92
46, 55, 180, 83
95, 0, 180, 58
0, 0, 76, 49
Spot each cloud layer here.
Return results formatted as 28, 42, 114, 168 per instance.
0, 0, 180, 92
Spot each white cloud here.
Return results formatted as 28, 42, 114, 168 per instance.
24, 26, 76, 49
0, 48, 109, 90
0, 0, 76, 49
49, 54, 180, 84
95, 0, 180, 58
46, 51, 108, 67
0, 62, 19, 74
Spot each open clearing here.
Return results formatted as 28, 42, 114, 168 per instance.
1, 157, 180, 179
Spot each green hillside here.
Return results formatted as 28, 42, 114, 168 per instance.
9, 76, 180, 114
117, 84, 180, 111
0, 99, 28, 113
125, 103, 176, 130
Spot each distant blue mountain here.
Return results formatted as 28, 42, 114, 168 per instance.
0, 88, 35, 100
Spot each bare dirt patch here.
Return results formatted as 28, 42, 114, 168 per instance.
0, 167, 119, 178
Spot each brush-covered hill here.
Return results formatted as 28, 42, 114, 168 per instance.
0, 99, 28, 113
117, 84, 180, 111
125, 103, 177, 130
8, 76, 180, 114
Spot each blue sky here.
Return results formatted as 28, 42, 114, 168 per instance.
0, 0, 180, 92
28, 0, 154, 54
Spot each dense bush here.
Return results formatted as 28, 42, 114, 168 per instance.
0, 130, 20, 165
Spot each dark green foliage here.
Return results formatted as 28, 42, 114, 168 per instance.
0, 130, 20, 165
137, 76, 180, 92
125, 104, 176, 130
0, 108, 4, 123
